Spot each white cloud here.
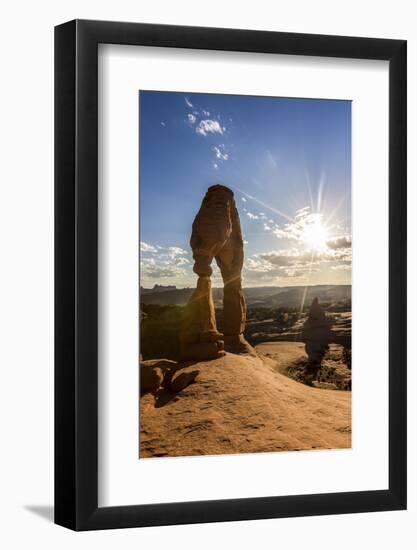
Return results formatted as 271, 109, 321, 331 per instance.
185, 96, 194, 108
203, 110, 210, 116
245, 257, 274, 273
196, 119, 225, 136
243, 250, 321, 283
187, 113, 196, 124
213, 163, 219, 170
166, 246, 188, 257
272, 207, 326, 243
242, 205, 352, 268
272, 226, 290, 239
324, 248, 352, 262
246, 212, 259, 220
175, 257, 190, 266
140, 241, 157, 253
140, 243, 190, 282
295, 206, 311, 217
256, 244, 351, 271
140, 242, 187, 258
241, 197, 247, 203
244, 257, 307, 282
240, 205, 352, 284
160, 121, 166, 127
258, 249, 316, 268
141, 256, 156, 266
213, 145, 229, 161
326, 236, 352, 249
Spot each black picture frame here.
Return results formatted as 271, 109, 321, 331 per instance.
55, 19, 407, 531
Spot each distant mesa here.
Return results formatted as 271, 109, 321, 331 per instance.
140, 284, 351, 308
141, 284, 177, 295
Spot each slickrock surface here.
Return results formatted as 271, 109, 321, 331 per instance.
139, 353, 351, 458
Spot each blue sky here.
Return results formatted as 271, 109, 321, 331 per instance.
140, 91, 351, 288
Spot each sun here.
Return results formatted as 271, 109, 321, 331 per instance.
301, 217, 329, 250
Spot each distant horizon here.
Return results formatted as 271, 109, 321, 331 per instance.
140, 91, 351, 289
140, 282, 352, 290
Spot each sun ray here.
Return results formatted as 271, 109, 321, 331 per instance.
231, 185, 295, 223
325, 191, 348, 226
304, 167, 315, 214
316, 169, 326, 214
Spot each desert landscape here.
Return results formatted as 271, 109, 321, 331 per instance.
139, 185, 351, 458
139, 92, 351, 459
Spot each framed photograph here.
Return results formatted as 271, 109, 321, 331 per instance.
55, 19, 407, 530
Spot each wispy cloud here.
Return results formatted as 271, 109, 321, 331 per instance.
185, 96, 194, 108
188, 113, 196, 124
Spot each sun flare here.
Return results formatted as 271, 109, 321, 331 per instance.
301, 217, 329, 250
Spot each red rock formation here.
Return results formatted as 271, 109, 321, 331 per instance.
302, 297, 332, 369
180, 184, 253, 360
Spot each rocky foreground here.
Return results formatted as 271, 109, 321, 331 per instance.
140, 352, 351, 458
